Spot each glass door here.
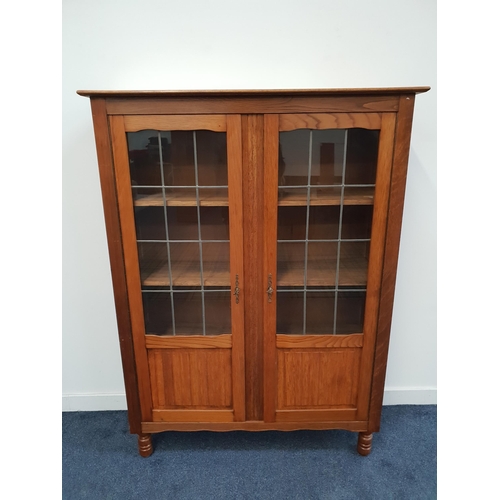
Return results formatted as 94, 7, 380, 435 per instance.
129, 129, 231, 337
110, 115, 245, 423
263, 113, 396, 423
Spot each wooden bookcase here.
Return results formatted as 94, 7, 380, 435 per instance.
78, 88, 429, 457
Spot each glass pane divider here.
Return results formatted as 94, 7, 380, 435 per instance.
193, 131, 206, 336
333, 130, 349, 335
302, 131, 314, 336
158, 131, 176, 336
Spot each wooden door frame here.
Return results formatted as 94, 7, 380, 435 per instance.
262, 112, 398, 423
107, 113, 246, 424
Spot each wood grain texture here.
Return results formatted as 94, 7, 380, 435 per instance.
242, 115, 265, 421
278, 187, 374, 206
134, 189, 228, 207
152, 409, 234, 423
123, 114, 226, 132
262, 114, 280, 423
109, 115, 153, 422
145, 334, 232, 349
89, 99, 142, 435
355, 112, 397, 421
133, 187, 374, 207
227, 114, 246, 422
276, 245, 368, 287
139, 242, 230, 287
368, 96, 416, 433
148, 348, 232, 409
275, 409, 358, 422
279, 113, 382, 131
103, 96, 401, 115
142, 420, 369, 433
277, 349, 361, 409
276, 334, 363, 349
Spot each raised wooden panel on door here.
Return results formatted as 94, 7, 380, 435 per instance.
148, 348, 232, 409
277, 349, 361, 409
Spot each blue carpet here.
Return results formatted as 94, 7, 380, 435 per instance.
62, 405, 436, 499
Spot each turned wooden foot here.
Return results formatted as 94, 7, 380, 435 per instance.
357, 432, 373, 456
138, 434, 153, 457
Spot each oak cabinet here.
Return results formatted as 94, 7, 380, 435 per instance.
78, 88, 429, 456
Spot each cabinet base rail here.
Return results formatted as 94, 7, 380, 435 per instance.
137, 424, 374, 457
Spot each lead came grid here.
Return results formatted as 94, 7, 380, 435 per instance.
132, 130, 229, 336
277, 129, 374, 335
332, 131, 349, 335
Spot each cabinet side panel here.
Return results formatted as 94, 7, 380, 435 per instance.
89, 98, 141, 434
109, 115, 153, 422
242, 115, 265, 420
368, 95, 416, 432
356, 113, 396, 420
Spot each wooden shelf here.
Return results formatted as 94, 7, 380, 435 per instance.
134, 187, 373, 208
278, 187, 374, 206
277, 256, 367, 287
140, 240, 367, 288
142, 260, 230, 287
277, 244, 368, 287
140, 242, 230, 287
134, 189, 228, 207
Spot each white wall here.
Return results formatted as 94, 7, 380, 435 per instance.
62, 0, 436, 410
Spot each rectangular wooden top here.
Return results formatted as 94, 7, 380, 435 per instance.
77, 87, 430, 98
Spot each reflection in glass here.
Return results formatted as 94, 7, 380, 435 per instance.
127, 130, 228, 187
344, 129, 379, 185
279, 129, 346, 186
128, 130, 164, 186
